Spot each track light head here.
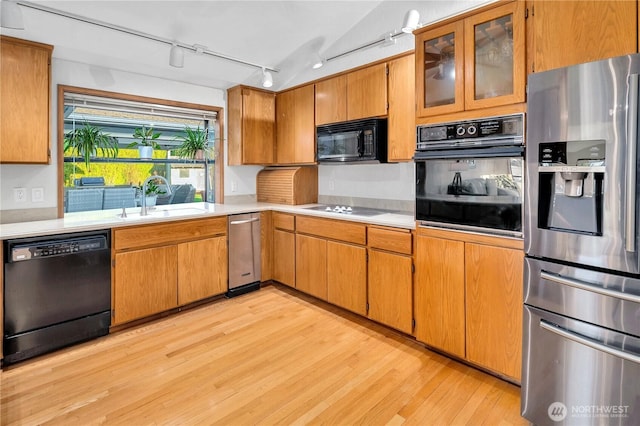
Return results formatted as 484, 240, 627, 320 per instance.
311, 53, 324, 69
402, 9, 420, 34
262, 68, 273, 88
1, 1, 25, 30
169, 43, 184, 68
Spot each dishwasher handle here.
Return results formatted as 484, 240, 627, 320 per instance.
229, 217, 260, 225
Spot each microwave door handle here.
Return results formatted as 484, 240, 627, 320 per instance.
357, 131, 365, 157
625, 73, 638, 253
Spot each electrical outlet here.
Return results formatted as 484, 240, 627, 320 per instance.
329, 180, 335, 191
13, 187, 27, 203
231, 181, 237, 192
32, 187, 44, 202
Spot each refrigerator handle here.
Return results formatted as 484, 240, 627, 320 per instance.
625, 73, 638, 253
541, 270, 640, 304
540, 319, 640, 365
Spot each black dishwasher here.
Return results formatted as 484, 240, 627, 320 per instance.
3, 230, 111, 365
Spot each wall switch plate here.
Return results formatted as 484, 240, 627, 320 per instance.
32, 187, 44, 202
231, 181, 237, 192
13, 187, 27, 203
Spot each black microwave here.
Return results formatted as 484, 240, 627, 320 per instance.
316, 118, 387, 163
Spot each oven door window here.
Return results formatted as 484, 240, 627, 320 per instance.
416, 156, 523, 233
317, 131, 361, 161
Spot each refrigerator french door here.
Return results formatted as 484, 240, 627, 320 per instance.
523, 53, 640, 425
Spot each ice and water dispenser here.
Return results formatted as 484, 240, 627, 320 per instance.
536, 140, 605, 235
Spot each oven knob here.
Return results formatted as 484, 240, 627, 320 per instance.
467, 125, 477, 136
325, 206, 333, 212
456, 126, 466, 136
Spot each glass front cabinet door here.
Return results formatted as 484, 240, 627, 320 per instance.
416, 1, 525, 117
416, 21, 465, 117
464, 1, 525, 110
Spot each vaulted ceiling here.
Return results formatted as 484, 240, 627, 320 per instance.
2, 0, 494, 91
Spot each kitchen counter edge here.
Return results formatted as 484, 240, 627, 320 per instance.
0, 202, 416, 240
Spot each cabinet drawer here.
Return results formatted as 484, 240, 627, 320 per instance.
114, 217, 227, 251
368, 226, 412, 255
296, 215, 366, 245
273, 212, 295, 231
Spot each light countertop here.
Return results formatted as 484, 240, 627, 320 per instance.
0, 202, 416, 240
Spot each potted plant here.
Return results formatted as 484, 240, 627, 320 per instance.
175, 126, 208, 160
138, 178, 166, 207
127, 125, 162, 159
63, 122, 119, 170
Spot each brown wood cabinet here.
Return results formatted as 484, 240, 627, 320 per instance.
315, 75, 347, 125
114, 245, 178, 325
346, 63, 388, 121
465, 242, 523, 381
327, 241, 367, 316
367, 226, 413, 334
414, 226, 524, 381
315, 63, 387, 125
415, 1, 525, 119
526, 0, 637, 74
273, 212, 295, 287
414, 234, 466, 358
387, 54, 416, 162
1, 242, 3, 359
295, 215, 367, 312
112, 217, 227, 326
177, 236, 227, 305
227, 86, 275, 165
0, 36, 53, 164
295, 233, 327, 300
276, 84, 315, 164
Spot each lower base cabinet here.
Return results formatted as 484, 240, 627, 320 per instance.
414, 227, 523, 381
368, 249, 413, 334
327, 241, 367, 316
295, 234, 327, 300
114, 246, 178, 325
178, 236, 227, 305
112, 217, 227, 326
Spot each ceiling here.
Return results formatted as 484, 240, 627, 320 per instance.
1, 0, 495, 91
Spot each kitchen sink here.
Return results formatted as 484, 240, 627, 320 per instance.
116, 207, 205, 220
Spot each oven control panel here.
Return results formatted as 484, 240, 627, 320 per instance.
417, 113, 524, 150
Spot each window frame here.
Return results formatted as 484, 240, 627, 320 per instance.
56, 84, 224, 218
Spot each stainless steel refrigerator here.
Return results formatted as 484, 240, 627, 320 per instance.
523, 54, 640, 425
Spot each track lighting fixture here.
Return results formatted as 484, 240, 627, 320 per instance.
262, 68, 273, 88
169, 43, 184, 68
311, 53, 324, 69
14, 1, 278, 77
402, 9, 420, 33
1, 1, 24, 29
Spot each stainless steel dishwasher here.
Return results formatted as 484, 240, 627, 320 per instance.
227, 213, 261, 297
3, 230, 111, 365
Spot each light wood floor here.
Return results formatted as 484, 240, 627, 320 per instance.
1, 285, 528, 425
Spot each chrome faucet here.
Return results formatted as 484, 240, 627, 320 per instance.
141, 175, 172, 216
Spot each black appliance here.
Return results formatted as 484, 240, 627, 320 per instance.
316, 118, 387, 163
3, 230, 111, 365
414, 113, 525, 237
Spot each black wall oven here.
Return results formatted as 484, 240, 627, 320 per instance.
415, 114, 525, 237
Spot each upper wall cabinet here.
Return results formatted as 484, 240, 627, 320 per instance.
227, 86, 275, 165
415, 0, 525, 118
387, 54, 416, 162
0, 36, 53, 164
276, 84, 315, 164
315, 63, 387, 125
526, 0, 637, 74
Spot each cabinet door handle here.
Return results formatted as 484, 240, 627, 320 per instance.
540, 270, 640, 304
539, 319, 640, 365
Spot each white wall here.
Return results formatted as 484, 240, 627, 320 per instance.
0, 58, 260, 212
318, 162, 414, 201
